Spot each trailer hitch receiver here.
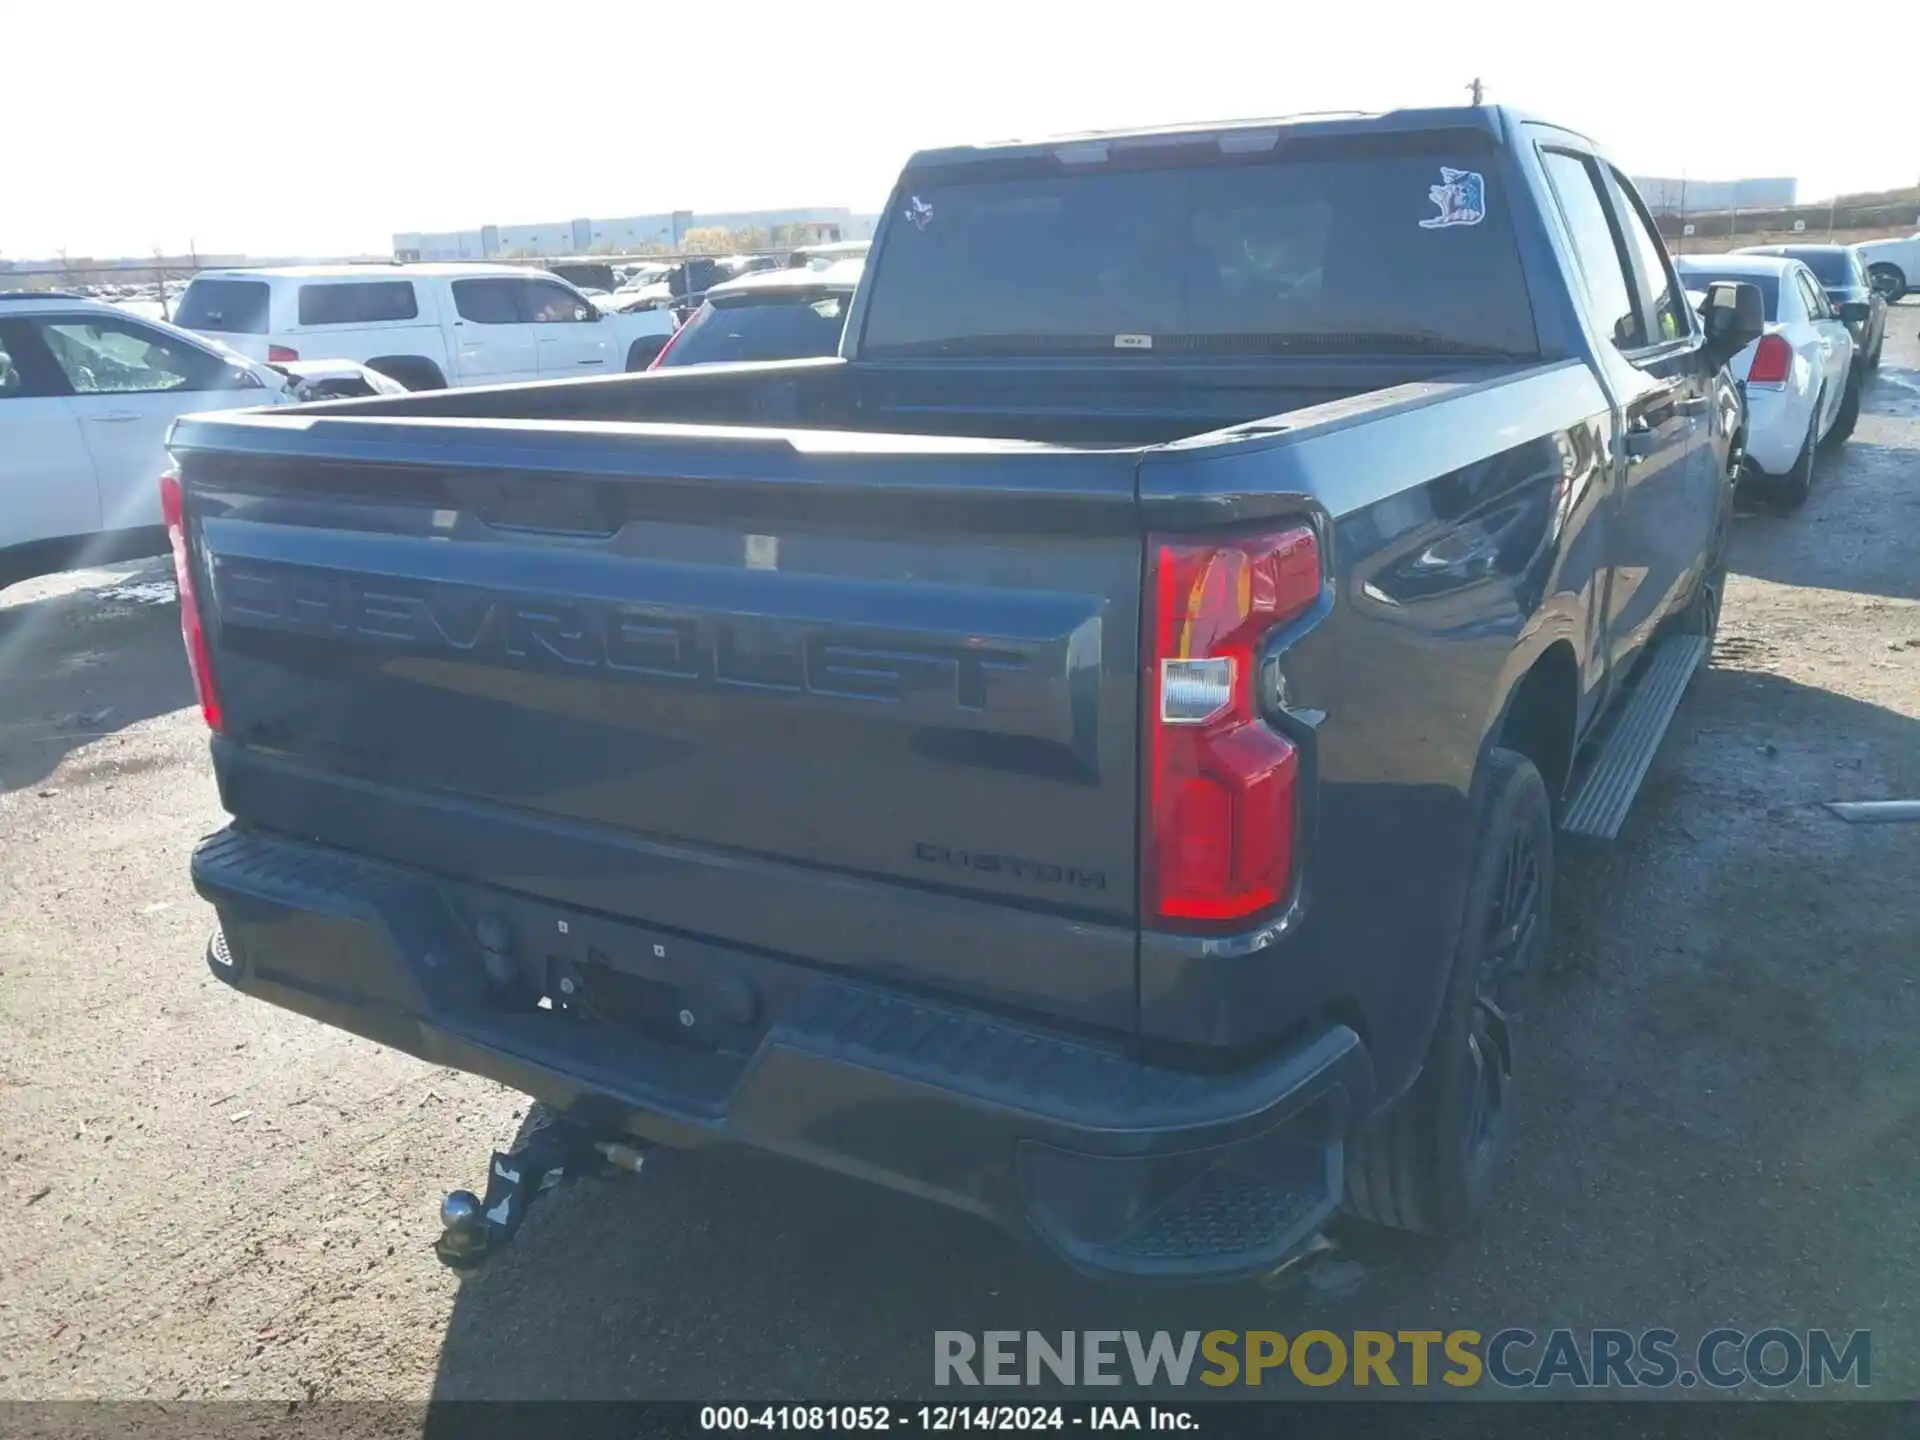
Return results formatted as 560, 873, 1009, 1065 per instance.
433, 1118, 647, 1275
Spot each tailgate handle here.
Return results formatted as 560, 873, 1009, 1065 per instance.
458, 476, 619, 537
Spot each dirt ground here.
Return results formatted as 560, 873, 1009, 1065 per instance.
1, 316, 1915, 1407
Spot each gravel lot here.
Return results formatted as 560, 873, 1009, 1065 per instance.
1, 318, 1915, 1405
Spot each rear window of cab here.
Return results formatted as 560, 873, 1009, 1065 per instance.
296, 281, 419, 326
173, 279, 271, 334
1675, 268, 1781, 321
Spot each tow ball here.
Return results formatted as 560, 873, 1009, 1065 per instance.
433, 1117, 649, 1276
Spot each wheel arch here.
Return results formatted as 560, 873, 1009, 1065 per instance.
365, 355, 448, 391
625, 335, 668, 371
1488, 638, 1582, 810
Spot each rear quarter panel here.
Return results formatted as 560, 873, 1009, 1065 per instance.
1136, 360, 1613, 1098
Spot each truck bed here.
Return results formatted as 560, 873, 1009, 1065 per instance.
329, 353, 1383, 446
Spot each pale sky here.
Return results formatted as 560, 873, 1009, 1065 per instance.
6, 0, 1914, 261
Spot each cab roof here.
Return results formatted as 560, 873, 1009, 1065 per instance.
187, 262, 554, 282
904, 104, 1554, 169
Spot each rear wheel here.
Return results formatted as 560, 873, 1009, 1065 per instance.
1344, 748, 1551, 1236
1867, 264, 1907, 304
1682, 554, 1726, 655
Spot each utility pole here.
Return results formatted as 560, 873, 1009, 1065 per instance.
1468, 77, 1485, 106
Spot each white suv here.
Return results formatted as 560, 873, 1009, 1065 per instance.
0, 291, 400, 589
172, 263, 678, 391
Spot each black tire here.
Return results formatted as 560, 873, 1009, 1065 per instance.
1867, 265, 1907, 304
1683, 555, 1726, 656
1344, 748, 1551, 1236
366, 356, 448, 392
1821, 374, 1860, 451
626, 336, 668, 371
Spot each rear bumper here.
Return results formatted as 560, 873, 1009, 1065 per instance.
193, 825, 1372, 1282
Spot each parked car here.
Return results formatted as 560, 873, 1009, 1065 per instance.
787, 239, 871, 270
171, 264, 677, 391
598, 281, 677, 319
649, 261, 863, 369
172, 106, 1763, 1283
613, 262, 672, 292
1853, 231, 1920, 302
545, 261, 619, 293
1736, 243, 1886, 368
0, 291, 401, 589
1675, 254, 1859, 507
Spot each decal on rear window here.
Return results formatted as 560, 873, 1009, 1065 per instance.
904, 196, 934, 231
1420, 167, 1486, 229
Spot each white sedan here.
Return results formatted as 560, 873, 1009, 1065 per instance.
1673, 254, 1859, 508
0, 291, 402, 590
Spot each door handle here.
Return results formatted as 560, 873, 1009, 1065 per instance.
88, 410, 141, 423
575, 359, 605, 366
1675, 395, 1710, 414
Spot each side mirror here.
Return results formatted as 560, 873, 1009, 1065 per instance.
1837, 301, 1870, 325
1701, 280, 1764, 368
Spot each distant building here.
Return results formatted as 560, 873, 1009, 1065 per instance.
394, 207, 878, 261
1632, 176, 1798, 216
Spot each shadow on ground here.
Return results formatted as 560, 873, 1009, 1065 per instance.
0, 560, 193, 795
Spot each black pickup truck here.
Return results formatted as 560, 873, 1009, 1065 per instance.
168, 106, 1763, 1283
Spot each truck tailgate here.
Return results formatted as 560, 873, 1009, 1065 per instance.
173, 412, 1145, 1030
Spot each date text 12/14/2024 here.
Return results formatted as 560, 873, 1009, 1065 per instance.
701, 1406, 1196, 1431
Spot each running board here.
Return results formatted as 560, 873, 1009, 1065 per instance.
1559, 634, 1709, 840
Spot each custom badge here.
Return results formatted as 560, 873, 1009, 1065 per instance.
1419, 167, 1486, 229
904, 195, 934, 231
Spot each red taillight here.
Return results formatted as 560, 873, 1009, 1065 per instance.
267, 344, 299, 363
1144, 525, 1320, 928
1746, 333, 1791, 387
159, 471, 223, 733
646, 304, 709, 370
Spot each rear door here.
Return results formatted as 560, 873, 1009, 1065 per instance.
0, 319, 102, 552
1791, 266, 1852, 433
1603, 165, 1719, 631
447, 278, 541, 385
172, 277, 273, 363
27, 311, 266, 534
1536, 146, 1704, 680
519, 277, 616, 377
